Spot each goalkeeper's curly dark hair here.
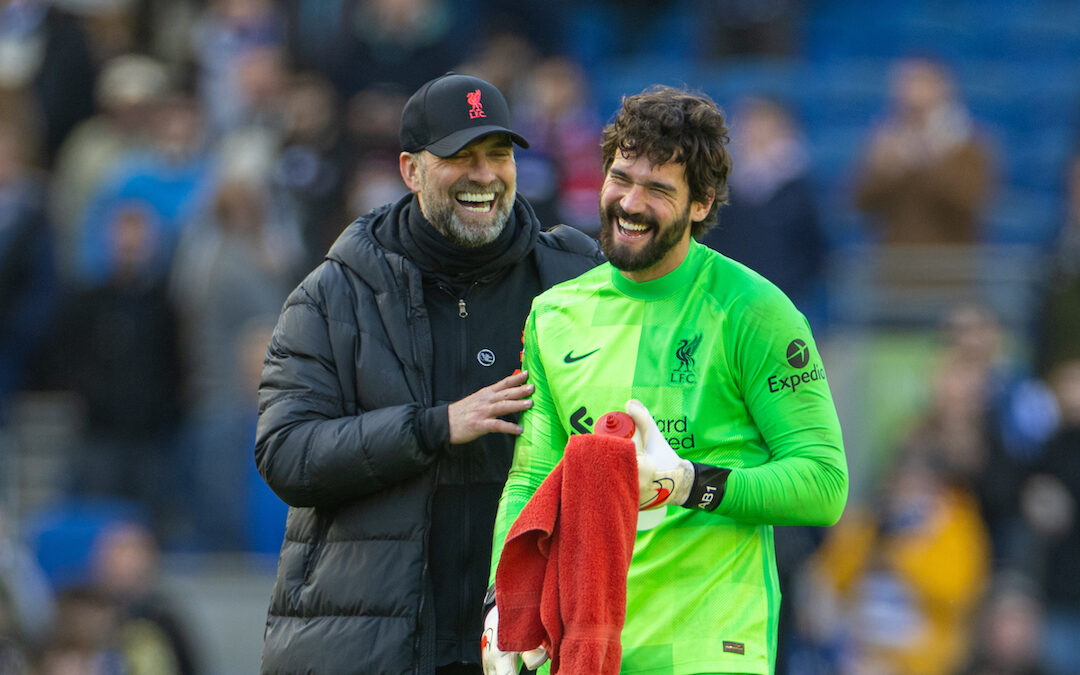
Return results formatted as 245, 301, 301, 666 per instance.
601, 86, 733, 238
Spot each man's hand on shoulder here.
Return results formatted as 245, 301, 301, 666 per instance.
448, 371, 534, 444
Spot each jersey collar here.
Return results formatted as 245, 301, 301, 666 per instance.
610, 239, 706, 300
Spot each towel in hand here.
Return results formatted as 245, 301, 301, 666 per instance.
495, 433, 639, 674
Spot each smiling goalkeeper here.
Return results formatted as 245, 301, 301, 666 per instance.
482, 86, 849, 675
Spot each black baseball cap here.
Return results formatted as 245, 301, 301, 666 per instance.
400, 72, 529, 157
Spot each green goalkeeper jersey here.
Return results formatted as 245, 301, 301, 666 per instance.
490, 240, 848, 675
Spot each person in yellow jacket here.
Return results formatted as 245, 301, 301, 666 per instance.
805, 448, 990, 675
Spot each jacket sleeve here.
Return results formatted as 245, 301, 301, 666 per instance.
254, 284, 445, 508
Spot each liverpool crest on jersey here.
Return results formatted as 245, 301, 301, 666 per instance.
670, 333, 703, 384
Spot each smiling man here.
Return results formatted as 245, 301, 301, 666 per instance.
254, 73, 603, 674
484, 86, 849, 675
401, 132, 517, 247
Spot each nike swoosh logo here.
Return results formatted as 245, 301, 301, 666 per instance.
563, 348, 600, 364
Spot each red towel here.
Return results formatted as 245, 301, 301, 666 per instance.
495, 434, 638, 674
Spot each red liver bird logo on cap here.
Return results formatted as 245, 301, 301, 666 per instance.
467, 89, 486, 119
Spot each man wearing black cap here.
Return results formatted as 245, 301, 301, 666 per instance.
254, 73, 603, 674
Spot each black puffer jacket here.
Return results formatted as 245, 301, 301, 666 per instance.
255, 195, 602, 674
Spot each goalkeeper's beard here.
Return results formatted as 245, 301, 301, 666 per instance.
599, 201, 691, 272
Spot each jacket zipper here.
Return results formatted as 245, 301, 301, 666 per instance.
436, 280, 480, 651
458, 282, 481, 651
436, 281, 477, 320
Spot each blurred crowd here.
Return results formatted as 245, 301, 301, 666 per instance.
0, 0, 1077, 673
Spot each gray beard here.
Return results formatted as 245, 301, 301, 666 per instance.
416, 162, 515, 248
429, 207, 509, 247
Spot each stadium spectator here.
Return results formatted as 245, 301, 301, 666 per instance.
341, 83, 411, 223
854, 56, 995, 245
802, 448, 990, 675
958, 573, 1050, 675
34, 586, 127, 675
1018, 358, 1080, 675
125, 0, 200, 68
37, 201, 185, 537
270, 71, 353, 269
343, 154, 410, 224
344, 82, 410, 160
209, 44, 289, 173
203, 42, 312, 267
75, 91, 217, 286
170, 176, 297, 551
189, 0, 286, 139
254, 73, 602, 673
49, 53, 170, 282
511, 55, 605, 235
1034, 151, 1080, 378
29, 515, 200, 675
0, 0, 98, 166
899, 304, 1058, 569
289, 0, 466, 99
703, 95, 828, 327
0, 116, 59, 414
450, 29, 539, 98
89, 520, 199, 675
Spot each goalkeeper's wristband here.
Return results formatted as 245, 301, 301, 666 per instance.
683, 463, 731, 512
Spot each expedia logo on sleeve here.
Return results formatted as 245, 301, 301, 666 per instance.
768, 338, 827, 394
786, 339, 809, 368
